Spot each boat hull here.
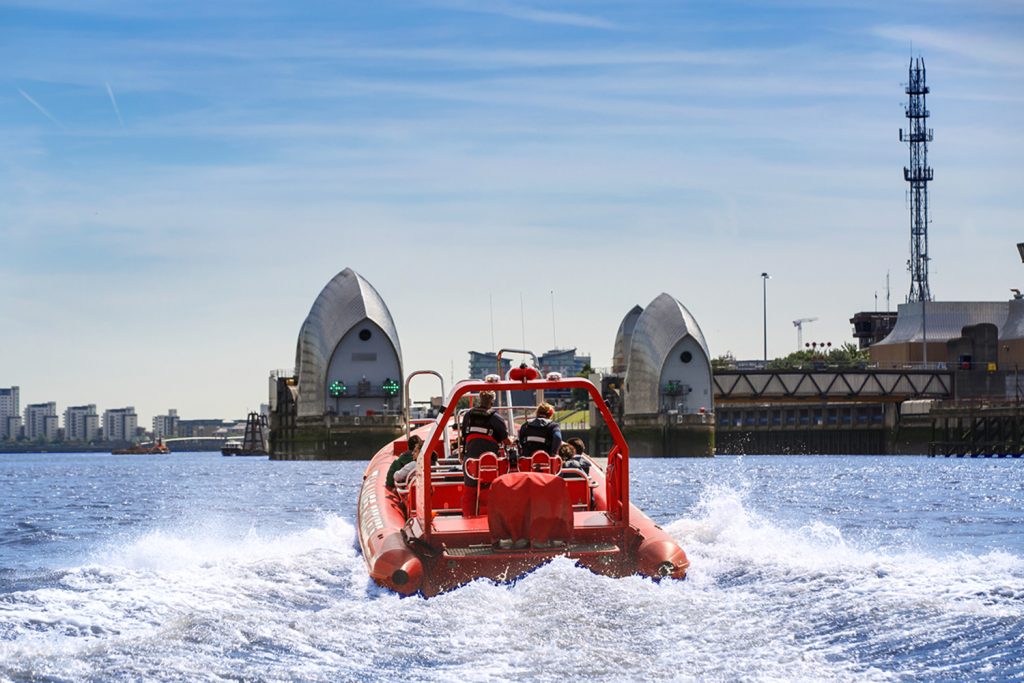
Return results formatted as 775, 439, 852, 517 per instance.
357, 436, 688, 597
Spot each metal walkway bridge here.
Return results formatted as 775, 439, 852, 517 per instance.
713, 368, 953, 404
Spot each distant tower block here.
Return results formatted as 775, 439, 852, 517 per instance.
900, 57, 934, 303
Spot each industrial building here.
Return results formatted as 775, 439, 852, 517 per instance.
870, 301, 1009, 366
1001, 296, 1024, 372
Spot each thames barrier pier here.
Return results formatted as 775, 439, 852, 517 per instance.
602, 293, 715, 457
269, 269, 404, 459
268, 269, 716, 459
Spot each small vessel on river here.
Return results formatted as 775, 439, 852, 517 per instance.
221, 413, 269, 456
357, 354, 690, 597
221, 439, 244, 456
111, 440, 170, 455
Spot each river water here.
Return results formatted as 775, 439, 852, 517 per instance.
1, 452, 1023, 681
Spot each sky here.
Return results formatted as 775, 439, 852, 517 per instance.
2, 0, 1023, 424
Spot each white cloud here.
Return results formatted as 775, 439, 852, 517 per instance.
872, 25, 1024, 67
429, 0, 621, 30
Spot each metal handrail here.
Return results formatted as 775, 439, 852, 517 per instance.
495, 348, 540, 375
404, 371, 446, 460
418, 375, 628, 542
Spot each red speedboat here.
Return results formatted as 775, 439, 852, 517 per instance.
357, 364, 689, 597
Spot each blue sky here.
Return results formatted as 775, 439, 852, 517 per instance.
2, 0, 1023, 422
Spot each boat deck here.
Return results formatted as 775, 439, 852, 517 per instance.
431, 510, 615, 534
444, 541, 619, 558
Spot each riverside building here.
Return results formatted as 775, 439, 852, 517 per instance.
0, 386, 20, 440
64, 404, 100, 442
468, 352, 512, 380
24, 402, 58, 442
152, 409, 180, 439
103, 407, 138, 443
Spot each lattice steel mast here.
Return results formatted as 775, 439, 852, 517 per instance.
900, 57, 934, 302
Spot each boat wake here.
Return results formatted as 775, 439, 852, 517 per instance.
2, 487, 1023, 681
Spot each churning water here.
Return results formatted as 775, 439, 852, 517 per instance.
2, 453, 1024, 681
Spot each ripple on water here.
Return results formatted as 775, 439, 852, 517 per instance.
2, 454, 1024, 681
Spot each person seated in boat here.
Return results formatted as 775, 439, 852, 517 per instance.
459, 390, 513, 514
565, 437, 592, 474
557, 444, 589, 475
386, 435, 423, 490
460, 390, 513, 460
394, 446, 438, 488
517, 402, 562, 463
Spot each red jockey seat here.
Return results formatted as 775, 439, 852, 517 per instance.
525, 451, 561, 475
558, 468, 590, 510
463, 452, 510, 516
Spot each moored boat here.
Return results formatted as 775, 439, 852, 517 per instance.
357, 359, 689, 597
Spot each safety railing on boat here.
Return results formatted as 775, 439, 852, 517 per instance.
417, 375, 631, 542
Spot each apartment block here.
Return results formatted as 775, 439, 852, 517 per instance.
24, 402, 58, 441
0, 386, 19, 439
64, 404, 100, 442
103, 407, 138, 443
152, 409, 179, 439
2, 416, 21, 440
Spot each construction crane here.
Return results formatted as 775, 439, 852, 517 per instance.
793, 317, 818, 350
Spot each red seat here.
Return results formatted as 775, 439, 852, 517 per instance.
559, 468, 590, 510
529, 451, 551, 473
462, 452, 510, 516
520, 451, 562, 475
431, 480, 464, 514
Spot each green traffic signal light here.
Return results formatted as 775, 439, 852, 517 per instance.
382, 378, 399, 397
329, 380, 347, 398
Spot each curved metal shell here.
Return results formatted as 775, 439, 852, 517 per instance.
294, 268, 403, 418
1001, 299, 1024, 341
612, 305, 644, 375
624, 293, 712, 416
874, 301, 1009, 346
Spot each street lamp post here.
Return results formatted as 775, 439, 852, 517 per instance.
761, 272, 771, 362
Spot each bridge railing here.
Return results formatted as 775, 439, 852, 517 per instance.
713, 367, 953, 403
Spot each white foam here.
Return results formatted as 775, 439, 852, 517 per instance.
2, 489, 1022, 681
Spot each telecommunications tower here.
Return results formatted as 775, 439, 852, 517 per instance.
900, 57, 934, 302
